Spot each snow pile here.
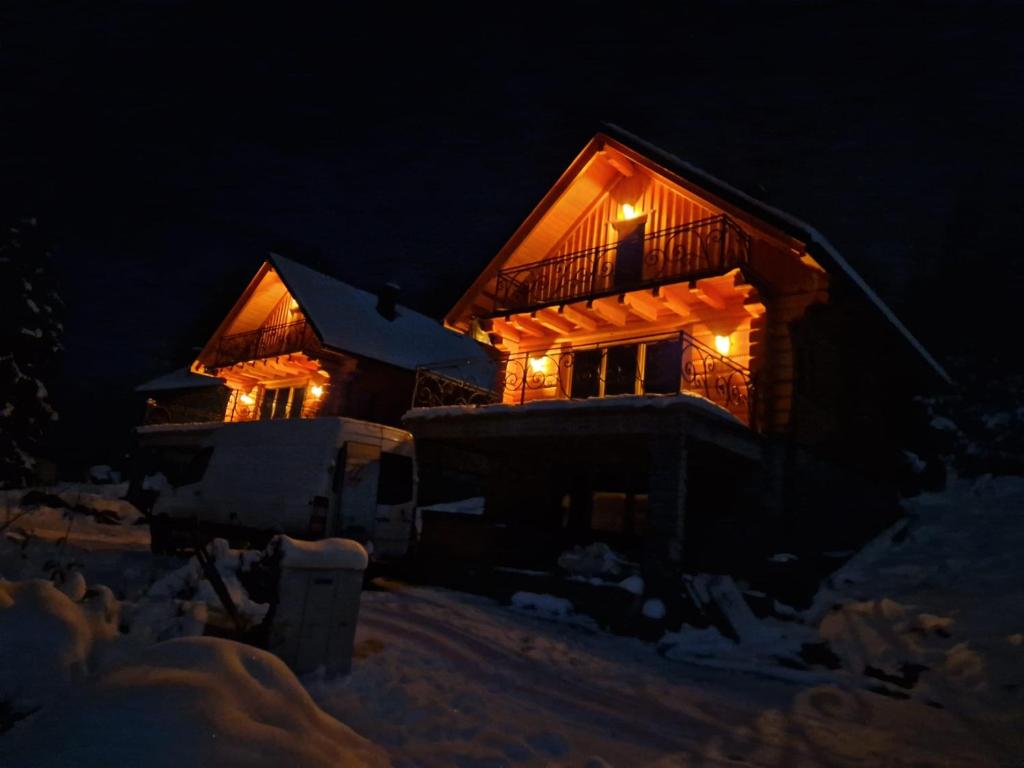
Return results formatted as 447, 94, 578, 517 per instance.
129, 539, 269, 639
416, 496, 485, 516
510, 591, 575, 619
617, 574, 645, 595
2, 489, 147, 552
277, 535, 368, 571
557, 542, 625, 577
0, 637, 389, 768
795, 475, 1024, 751
0, 579, 120, 713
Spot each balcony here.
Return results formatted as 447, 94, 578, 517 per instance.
208, 319, 315, 369
412, 330, 756, 427
492, 214, 751, 314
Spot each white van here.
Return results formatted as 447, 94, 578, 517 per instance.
149, 418, 416, 560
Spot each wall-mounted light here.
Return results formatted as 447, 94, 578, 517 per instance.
528, 355, 554, 376
310, 384, 324, 399
240, 393, 256, 406
620, 203, 640, 221
714, 335, 732, 356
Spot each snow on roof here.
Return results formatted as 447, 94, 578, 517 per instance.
602, 124, 952, 385
405, 391, 743, 425
270, 254, 493, 372
135, 368, 224, 392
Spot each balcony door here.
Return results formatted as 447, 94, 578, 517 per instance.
613, 222, 645, 287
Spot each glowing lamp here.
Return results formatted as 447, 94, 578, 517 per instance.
310, 384, 324, 399
714, 335, 732, 356
620, 203, 639, 220
239, 393, 256, 406
528, 356, 548, 374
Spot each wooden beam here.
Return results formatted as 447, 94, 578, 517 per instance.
743, 299, 766, 318
621, 291, 661, 322
509, 314, 551, 338
689, 280, 726, 310
656, 284, 693, 319
532, 308, 575, 335
558, 303, 598, 331
589, 296, 628, 326
491, 318, 522, 344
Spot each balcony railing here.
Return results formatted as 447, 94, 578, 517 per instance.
492, 214, 751, 313
412, 330, 755, 427
209, 319, 314, 369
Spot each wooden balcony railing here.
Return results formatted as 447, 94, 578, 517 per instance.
209, 319, 314, 369
493, 214, 750, 313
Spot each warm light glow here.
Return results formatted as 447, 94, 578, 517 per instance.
714, 335, 732, 356
528, 356, 547, 374
310, 384, 324, 399
239, 393, 256, 406
620, 203, 639, 220
288, 298, 299, 311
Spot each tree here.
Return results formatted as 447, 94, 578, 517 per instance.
0, 218, 63, 487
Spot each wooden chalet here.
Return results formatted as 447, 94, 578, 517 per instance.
133, 254, 491, 482
404, 126, 949, 596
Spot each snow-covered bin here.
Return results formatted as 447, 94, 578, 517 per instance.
267, 536, 368, 676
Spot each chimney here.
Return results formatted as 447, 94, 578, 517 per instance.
376, 282, 400, 321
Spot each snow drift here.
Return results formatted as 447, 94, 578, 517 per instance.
0, 637, 389, 767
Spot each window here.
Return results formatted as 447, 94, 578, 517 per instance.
566, 338, 680, 399
259, 386, 305, 420
378, 453, 414, 505
604, 344, 638, 395
643, 338, 682, 394
590, 491, 648, 535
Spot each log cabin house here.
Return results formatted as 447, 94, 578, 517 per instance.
404, 126, 949, 598
132, 254, 491, 486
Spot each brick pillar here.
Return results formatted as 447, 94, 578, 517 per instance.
643, 430, 687, 622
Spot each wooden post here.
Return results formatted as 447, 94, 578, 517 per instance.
644, 429, 688, 622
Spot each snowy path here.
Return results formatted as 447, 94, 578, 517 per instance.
309, 580, 1001, 767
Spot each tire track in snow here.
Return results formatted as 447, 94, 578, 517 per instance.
358, 590, 756, 756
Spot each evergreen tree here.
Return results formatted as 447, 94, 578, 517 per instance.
0, 218, 63, 487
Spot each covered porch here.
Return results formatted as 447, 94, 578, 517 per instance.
404, 395, 765, 605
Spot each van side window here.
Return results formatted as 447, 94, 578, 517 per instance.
377, 453, 414, 505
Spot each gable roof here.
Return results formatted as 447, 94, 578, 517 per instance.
268, 254, 491, 371
600, 124, 950, 384
447, 126, 949, 385
136, 367, 226, 393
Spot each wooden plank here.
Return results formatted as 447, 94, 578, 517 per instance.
509, 315, 551, 339
656, 283, 693, 319
532, 308, 575, 334
558, 303, 598, 331
589, 296, 628, 326
491, 318, 522, 344
688, 280, 727, 310
620, 292, 659, 322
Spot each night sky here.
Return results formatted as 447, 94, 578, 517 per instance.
2, 2, 1021, 470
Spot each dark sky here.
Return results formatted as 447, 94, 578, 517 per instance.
2, 1, 1022, 468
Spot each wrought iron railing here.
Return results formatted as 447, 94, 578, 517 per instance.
412, 330, 755, 426
411, 367, 501, 409
493, 215, 750, 313
143, 399, 226, 426
209, 319, 314, 369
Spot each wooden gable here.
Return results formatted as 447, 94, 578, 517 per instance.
191, 261, 311, 373
446, 133, 814, 331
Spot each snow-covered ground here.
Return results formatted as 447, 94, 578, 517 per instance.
2, 475, 1022, 766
